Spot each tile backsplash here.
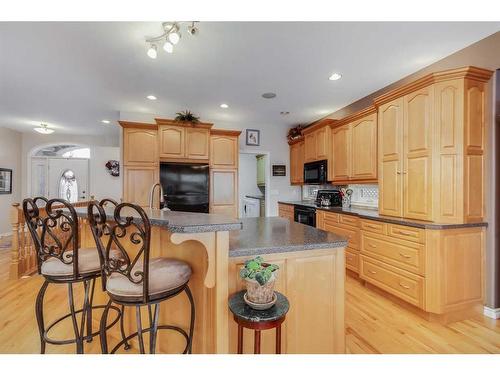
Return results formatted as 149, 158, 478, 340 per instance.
302, 184, 379, 209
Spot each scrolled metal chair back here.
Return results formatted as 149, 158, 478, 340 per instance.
88, 201, 152, 303
22, 197, 79, 278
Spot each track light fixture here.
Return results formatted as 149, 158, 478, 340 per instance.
145, 22, 199, 59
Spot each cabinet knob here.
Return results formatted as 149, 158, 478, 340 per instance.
399, 253, 411, 259
399, 282, 411, 289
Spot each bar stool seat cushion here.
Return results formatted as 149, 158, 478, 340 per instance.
41, 247, 107, 277
106, 257, 192, 300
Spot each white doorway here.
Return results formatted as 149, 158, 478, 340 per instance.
29, 144, 90, 202
238, 151, 271, 218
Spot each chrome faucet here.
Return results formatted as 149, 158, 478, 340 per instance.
149, 183, 165, 210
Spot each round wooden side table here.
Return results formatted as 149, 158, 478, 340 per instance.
228, 290, 290, 354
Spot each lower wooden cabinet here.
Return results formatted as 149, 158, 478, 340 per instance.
278, 203, 294, 221
210, 169, 238, 217
318, 213, 485, 316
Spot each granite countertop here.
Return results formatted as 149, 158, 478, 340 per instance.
229, 217, 348, 258
245, 195, 266, 201
278, 201, 488, 230
75, 207, 243, 233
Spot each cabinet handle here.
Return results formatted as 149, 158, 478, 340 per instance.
369, 244, 377, 248
395, 230, 413, 236
366, 225, 379, 229
399, 282, 411, 289
399, 253, 411, 259
397, 171, 401, 175
369, 270, 377, 275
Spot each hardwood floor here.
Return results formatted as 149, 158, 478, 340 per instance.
1, 234, 499, 354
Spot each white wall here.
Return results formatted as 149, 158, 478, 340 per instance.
119, 111, 301, 216
89, 146, 121, 202
0, 127, 22, 235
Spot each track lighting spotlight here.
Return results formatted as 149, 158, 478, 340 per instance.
163, 41, 174, 53
147, 44, 158, 59
145, 22, 198, 59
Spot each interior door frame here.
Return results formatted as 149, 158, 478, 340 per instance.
238, 149, 271, 217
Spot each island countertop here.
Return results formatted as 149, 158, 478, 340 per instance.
229, 217, 348, 258
75, 207, 243, 233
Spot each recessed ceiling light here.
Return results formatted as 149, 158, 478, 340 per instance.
280, 111, 290, 115
220, 103, 229, 109
34, 124, 54, 135
101, 120, 111, 124
147, 95, 157, 100
262, 92, 277, 99
329, 73, 342, 81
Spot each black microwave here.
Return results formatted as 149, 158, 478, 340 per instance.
304, 160, 328, 184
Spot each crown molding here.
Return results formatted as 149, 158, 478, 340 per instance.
155, 118, 214, 129
118, 121, 158, 130
332, 105, 377, 128
210, 129, 242, 137
302, 118, 337, 134
374, 66, 494, 107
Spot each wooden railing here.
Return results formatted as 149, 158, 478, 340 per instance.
9, 200, 92, 280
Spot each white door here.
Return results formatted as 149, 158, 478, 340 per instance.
48, 158, 89, 202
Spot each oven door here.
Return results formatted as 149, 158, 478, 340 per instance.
294, 206, 316, 227
304, 160, 327, 184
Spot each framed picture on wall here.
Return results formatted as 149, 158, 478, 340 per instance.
246, 129, 260, 146
0, 168, 12, 194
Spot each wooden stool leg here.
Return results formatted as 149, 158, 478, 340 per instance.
254, 330, 261, 354
276, 324, 282, 354
237, 325, 243, 354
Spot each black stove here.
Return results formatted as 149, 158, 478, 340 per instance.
294, 190, 342, 227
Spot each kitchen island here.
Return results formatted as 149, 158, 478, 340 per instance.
76, 209, 347, 354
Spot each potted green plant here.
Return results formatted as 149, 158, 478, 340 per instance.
175, 110, 200, 124
239, 256, 279, 306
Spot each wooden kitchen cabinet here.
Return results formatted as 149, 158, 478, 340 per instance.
330, 109, 377, 184
122, 126, 159, 166
374, 66, 492, 223
289, 140, 304, 184
157, 119, 212, 161
210, 169, 238, 217
210, 130, 240, 169
331, 125, 350, 181
303, 121, 332, 163
123, 166, 158, 207
278, 203, 294, 221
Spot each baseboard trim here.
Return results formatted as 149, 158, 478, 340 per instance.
483, 306, 500, 319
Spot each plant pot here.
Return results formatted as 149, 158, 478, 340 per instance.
244, 274, 276, 304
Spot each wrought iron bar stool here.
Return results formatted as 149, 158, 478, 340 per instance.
88, 202, 195, 354
22, 197, 123, 354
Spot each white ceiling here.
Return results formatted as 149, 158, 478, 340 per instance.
1, 22, 499, 136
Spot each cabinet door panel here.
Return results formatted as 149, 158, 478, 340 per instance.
332, 125, 350, 181
351, 113, 377, 180
210, 169, 238, 217
123, 129, 158, 165
210, 135, 238, 168
304, 133, 316, 162
159, 125, 185, 158
315, 126, 330, 160
378, 99, 403, 217
123, 167, 158, 207
404, 88, 433, 221
186, 128, 209, 159
298, 142, 305, 183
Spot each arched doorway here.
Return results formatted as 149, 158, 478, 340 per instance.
29, 144, 90, 201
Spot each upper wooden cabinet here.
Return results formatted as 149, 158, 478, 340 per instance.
303, 122, 332, 163
290, 140, 304, 184
123, 166, 158, 207
374, 66, 493, 223
121, 125, 159, 166
210, 130, 241, 169
330, 109, 377, 184
156, 119, 212, 161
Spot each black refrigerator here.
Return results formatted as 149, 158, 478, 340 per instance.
160, 162, 210, 213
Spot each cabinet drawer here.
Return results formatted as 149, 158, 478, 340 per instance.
339, 214, 359, 227
323, 223, 360, 250
360, 220, 387, 235
323, 211, 339, 225
278, 204, 294, 214
345, 248, 359, 273
361, 233, 425, 275
388, 224, 425, 244
360, 256, 424, 308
